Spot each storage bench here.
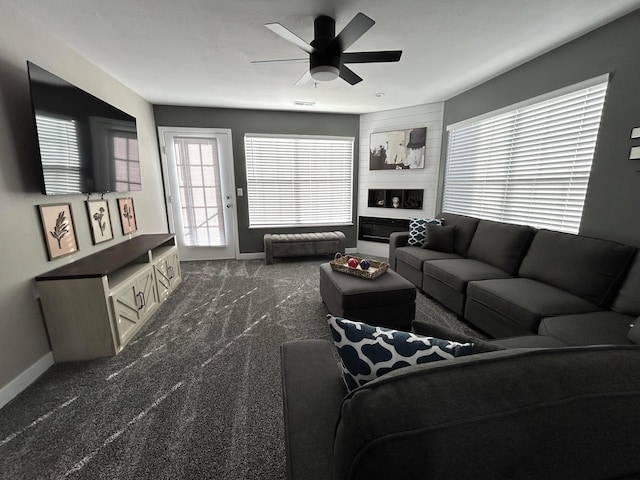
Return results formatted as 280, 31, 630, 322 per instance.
264, 231, 346, 264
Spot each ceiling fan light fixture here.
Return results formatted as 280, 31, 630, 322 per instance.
310, 64, 339, 81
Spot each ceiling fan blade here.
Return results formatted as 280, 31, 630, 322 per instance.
330, 12, 375, 51
265, 23, 314, 54
294, 70, 312, 86
251, 58, 308, 64
342, 50, 402, 64
339, 65, 363, 85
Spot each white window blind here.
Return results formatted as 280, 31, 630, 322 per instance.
442, 78, 608, 234
244, 134, 354, 228
36, 114, 82, 194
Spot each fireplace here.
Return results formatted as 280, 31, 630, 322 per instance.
358, 216, 410, 244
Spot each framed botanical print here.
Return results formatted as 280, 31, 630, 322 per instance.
39, 203, 79, 260
86, 199, 114, 244
118, 197, 137, 234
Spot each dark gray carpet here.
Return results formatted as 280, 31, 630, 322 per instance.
0, 257, 484, 479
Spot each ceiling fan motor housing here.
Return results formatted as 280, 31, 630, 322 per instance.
310, 15, 340, 80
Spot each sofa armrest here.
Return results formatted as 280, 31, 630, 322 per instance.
281, 339, 346, 480
389, 231, 409, 269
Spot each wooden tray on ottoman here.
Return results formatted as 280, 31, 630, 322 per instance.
330, 253, 389, 280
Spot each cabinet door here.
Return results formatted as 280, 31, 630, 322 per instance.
154, 250, 182, 302
154, 260, 171, 303
166, 251, 182, 288
111, 267, 159, 346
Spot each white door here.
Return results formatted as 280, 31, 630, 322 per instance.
158, 128, 238, 260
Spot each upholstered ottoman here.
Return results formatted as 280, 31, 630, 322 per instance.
319, 263, 416, 330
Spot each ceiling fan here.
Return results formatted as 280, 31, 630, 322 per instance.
252, 12, 402, 85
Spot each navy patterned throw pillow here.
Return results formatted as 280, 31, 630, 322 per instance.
327, 315, 475, 391
407, 218, 443, 246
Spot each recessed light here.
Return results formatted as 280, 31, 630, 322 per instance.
294, 101, 315, 106
375, 92, 385, 97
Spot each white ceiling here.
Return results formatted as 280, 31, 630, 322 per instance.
13, 0, 640, 114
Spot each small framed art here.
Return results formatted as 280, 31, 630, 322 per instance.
86, 199, 114, 244
39, 203, 79, 260
118, 197, 137, 234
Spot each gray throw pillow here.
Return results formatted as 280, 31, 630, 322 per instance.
422, 224, 456, 253
627, 318, 640, 344
407, 218, 443, 246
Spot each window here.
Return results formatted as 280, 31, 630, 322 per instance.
172, 136, 226, 246
111, 129, 141, 192
442, 76, 608, 234
244, 134, 354, 228
35, 114, 81, 194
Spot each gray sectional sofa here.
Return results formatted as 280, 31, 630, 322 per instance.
282, 339, 640, 479
389, 212, 640, 346
280, 213, 640, 479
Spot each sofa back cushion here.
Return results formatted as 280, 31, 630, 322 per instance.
466, 220, 535, 275
437, 212, 479, 257
612, 252, 640, 316
333, 346, 640, 480
518, 230, 636, 308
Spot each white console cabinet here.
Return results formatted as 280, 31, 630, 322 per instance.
36, 234, 181, 362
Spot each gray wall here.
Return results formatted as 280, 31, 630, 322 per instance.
153, 106, 360, 253
0, 5, 168, 403
439, 9, 640, 247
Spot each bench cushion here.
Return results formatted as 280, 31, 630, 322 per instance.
264, 231, 345, 264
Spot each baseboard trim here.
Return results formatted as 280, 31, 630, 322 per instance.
0, 352, 54, 410
237, 252, 264, 260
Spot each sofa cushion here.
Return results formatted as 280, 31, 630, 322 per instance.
407, 218, 442, 246
539, 311, 635, 346
326, 315, 475, 391
612, 252, 640, 316
466, 278, 601, 333
422, 224, 456, 253
423, 259, 512, 293
437, 212, 479, 256
491, 335, 569, 349
395, 246, 461, 270
628, 319, 640, 344
518, 230, 636, 308
466, 220, 534, 275
333, 346, 640, 480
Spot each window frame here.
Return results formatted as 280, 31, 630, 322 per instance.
244, 133, 355, 229
441, 74, 609, 234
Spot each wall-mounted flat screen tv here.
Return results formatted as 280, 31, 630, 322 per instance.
27, 61, 142, 195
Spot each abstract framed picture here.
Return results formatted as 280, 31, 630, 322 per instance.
86, 199, 113, 244
39, 203, 79, 260
118, 197, 137, 235
370, 127, 427, 170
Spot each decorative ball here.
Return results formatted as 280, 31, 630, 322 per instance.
359, 259, 371, 270
348, 258, 360, 268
